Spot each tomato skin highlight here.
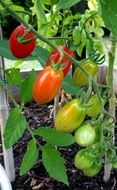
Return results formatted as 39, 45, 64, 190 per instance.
46, 45, 74, 76
74, 149, 95, 170
75, 122, 96, 147
83, 161, 102, 176
32, 66, 63, 104
72, 60, 98, 87
54, 99, 86, 133
9, 25, 36, 58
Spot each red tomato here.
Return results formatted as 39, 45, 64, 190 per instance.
9, 24, 36, 58
32, 66, 63, 104
46, 45, 74, 76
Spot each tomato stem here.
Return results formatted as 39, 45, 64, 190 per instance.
26, 123, 42, 150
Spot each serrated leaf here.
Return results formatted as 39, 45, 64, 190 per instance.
57, 0, 81, 10
42, 145, 68, 185
20, 70, 36, 103
20, 139, 39, 175
4, 107, 27, 148
99, 0, 117, 36
62, 75, 83, 96
34, 127, 75, 146
5, 68, 23, 85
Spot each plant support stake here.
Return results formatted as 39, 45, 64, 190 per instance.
103, 34, 116, 182
0, 24, 15, 182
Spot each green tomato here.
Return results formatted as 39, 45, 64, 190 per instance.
74, 149, 95, 170
86, 94, 105, 117
83, 161, 102, 177
75, 122, 96, 147
55, 99, 86, 133
93, 126, 101, 144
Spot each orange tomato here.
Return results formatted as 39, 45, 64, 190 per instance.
32, 66, 63, 104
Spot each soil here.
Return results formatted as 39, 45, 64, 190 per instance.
0, 101, 117, 190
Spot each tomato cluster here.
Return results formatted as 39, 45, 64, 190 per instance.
32, 46, 74, 104
54, 92, 117, 176
9, 25, 116, 178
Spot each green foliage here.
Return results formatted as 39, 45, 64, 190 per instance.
57, 0, 81, 10
5, 68, 23, 85
20, 69, 36, 103
0, 40, 16, 60
42, 144, 68, 185
62, 75, 83, 96
99, 0, 117, 36
34, 127, 75, 146
32, 46, 50, 68
20, 139, 39, 175
4, 107, 27, 148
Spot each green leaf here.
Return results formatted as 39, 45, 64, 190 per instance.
73, 26, 81, 46
32, 46, 50, 68
20, 139, 39, 175
0, 40, 16, 60
5, 68, 23, 85
57, 0, 81, 10
4, 107, 27, 148
20, 69, 36, 103
42, 145, 68, 185
99, 0, 117, 36
34, 127, 75, 146
62, 75, 83, 96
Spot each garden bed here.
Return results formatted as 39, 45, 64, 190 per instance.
0, 101, 117, 190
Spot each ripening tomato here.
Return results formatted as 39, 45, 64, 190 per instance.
74, 122, 96, 147
72, 60, 98, 87
32, 66, 63, 104
83, 161, 102, 176
74, 149, 96, 170
86, 94, 105, 117
54, 99, 86, 133
9, 24, 36, 58
46, 45, 74, 76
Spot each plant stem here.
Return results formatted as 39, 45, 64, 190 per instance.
103, 34, 116, 182
26, 124, 42, 150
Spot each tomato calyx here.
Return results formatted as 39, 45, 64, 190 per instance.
46, 45, 74, 76
49, 55, 69, 72
90, 50, 105, 65
16, 25, 36, 44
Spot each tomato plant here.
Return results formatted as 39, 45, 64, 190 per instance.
74, 149, 96, 170
74, 122, 96, 147
0, 0, 117, 186
46, 45, 74, 76
32, 66, 63, 104
55, 99, 86, 132
9, 24, 36, 58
